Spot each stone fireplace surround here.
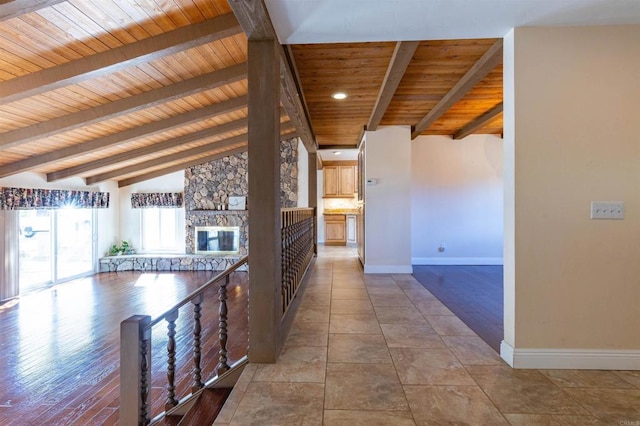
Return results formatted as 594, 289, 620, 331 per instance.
100, 138, 299, 272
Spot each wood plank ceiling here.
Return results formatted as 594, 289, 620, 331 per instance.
0, 0, 503, 187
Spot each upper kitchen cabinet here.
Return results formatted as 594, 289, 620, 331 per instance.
323, 162, 357, 198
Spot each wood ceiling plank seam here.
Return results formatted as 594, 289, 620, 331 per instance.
0, 0, 67, 23
0, 94, 247, 177
0, 12, 241, 104
53, 2, 138, 46
117, 145, 248, 187
70, 1, 148, 45
0, 62, 247, 149
111, 1, 167, 36
411, 39, 503, 139
172, 0, 207, 22
0, 23, 81, 67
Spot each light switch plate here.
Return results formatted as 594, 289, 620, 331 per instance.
590, 201, 624, 220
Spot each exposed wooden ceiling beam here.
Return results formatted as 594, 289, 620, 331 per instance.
227, 0, 318, 153
1, 63, 247, 150
86, 122, 294, 184
453, 102, 504, 140
118, 146, 248, 188
47, 109, 285, 181
411, 38, 503, 139
367, 41, 419, 131
0, 96, 247, 178
0, 0, 66, 22
0, 13, 241, 104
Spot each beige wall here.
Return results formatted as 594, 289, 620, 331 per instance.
505, 25, 640, 351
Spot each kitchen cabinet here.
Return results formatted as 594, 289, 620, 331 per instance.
346, 214, 356, 245
324, 214, 346, 245
323, 165, 357, 198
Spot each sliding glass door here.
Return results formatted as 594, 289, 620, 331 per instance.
19, 208, 95, 294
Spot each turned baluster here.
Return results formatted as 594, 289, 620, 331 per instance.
216, 275, 230, 375
191, 293, 204, 392
165, 309, 179, 410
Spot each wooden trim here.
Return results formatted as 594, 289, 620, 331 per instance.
453, 102, 504, 140
227, 0, 317, 154
84, 122, 293, 184
1, 63, 247, 150
0, 13, 242, 104
319, 144, 358, 150
118, 147, 248, 188
367, 41, 419, 131
0, 0, 67, 22
0, 96, 247, 178
411, 39, 503, 139
322, 160, 357, 167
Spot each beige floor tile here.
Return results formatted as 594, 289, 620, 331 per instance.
325, 363, 408, 410
391, 274, 419, 282
403, 289, 438, 301
613, 370, 640, 389
214, 365, 258, 424
302, 292, 331, 306
562, 388, 640, 422
394, 281, 426, 291
425, 315, 477, 336
294, 304, 330, 323
304, 284, 332, 294
328, 333, 392, 363
230, 382, 324, 425
442, 336, 503, 366
467, 366, 588, 415
540, 369, 637, 389
331, 298, 375, 315
365, 286, 406, 295
329, 314, 382, 334
252, 346, 327, 383
503, 413, 603, 425
413, 299, 454, 316
332, 280, 365, 289
374, 306, 426, 324
323, 410, 415, 425
390, 348, 475, 385
286, 320, 329, 347
381, 323, 446, 349
404, 385, 508, 425
362, 277, 396, 286
332, 288, 369, 300
369, 293, 414, 307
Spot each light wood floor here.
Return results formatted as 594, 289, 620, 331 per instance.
0, 270, 248, 425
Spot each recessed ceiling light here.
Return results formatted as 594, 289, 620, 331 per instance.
331, 92, 348, 100
333, 151, 342, 155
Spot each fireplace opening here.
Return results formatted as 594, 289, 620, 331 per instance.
194, 226, 240, 254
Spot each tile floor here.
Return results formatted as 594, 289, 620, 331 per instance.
215, 246, 640, 425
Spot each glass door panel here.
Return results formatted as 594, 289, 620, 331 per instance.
56, 208, 94, 280
19, 210, 53, 293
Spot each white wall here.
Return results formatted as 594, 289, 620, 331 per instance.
118, 171, 185, 254
364, 126, 412, 273
297, 139, 309, 207
0, 172, 119, 260
503, 25, 640, 369
411, 134, 503, 265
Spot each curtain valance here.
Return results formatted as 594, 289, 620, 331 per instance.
0, 187, 110, 210
131, 192, 183, 208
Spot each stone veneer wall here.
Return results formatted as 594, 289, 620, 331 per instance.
184, 138, 299, 254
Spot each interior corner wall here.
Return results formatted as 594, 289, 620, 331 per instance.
411, 134, 503, 265
364, 126, 412, 273
118, 171, 186, 254
505, 25, 640, 369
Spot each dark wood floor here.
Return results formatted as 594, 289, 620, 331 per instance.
0, 270, 248, 426
412, 265, 503, 352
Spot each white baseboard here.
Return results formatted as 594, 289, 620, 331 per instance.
500, 341, 640, 370
412, 257, 503, 265
364, 264, 413, 274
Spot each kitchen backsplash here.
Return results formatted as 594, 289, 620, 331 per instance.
324, 198, 358, 210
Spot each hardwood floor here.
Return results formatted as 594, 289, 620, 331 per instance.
0, 270, 248, 426
412, 265, 503, 352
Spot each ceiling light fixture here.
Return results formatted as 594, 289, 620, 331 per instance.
333, 151, 342, 155
331, 92, 348, 100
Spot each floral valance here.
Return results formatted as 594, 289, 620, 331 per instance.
131, 192, 183, 208
0, 187, 110, 210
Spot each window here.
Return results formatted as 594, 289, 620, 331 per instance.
141, 208, 178, 252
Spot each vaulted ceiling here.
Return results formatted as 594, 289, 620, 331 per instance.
0, 0, 506, 187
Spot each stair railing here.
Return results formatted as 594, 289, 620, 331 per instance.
281, 208, 315, 315
120, 256, 248, 426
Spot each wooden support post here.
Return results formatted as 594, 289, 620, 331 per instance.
308, 152, 318, 254
247, 38, 282, 363
120, 315, 151, 426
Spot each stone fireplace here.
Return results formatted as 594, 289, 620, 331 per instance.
194, 226, 240, 254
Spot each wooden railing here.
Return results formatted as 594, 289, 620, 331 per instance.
120, 256, 248, 426
281, 208, 315, 315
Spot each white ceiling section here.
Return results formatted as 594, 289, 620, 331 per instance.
265, 0, 640, 44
